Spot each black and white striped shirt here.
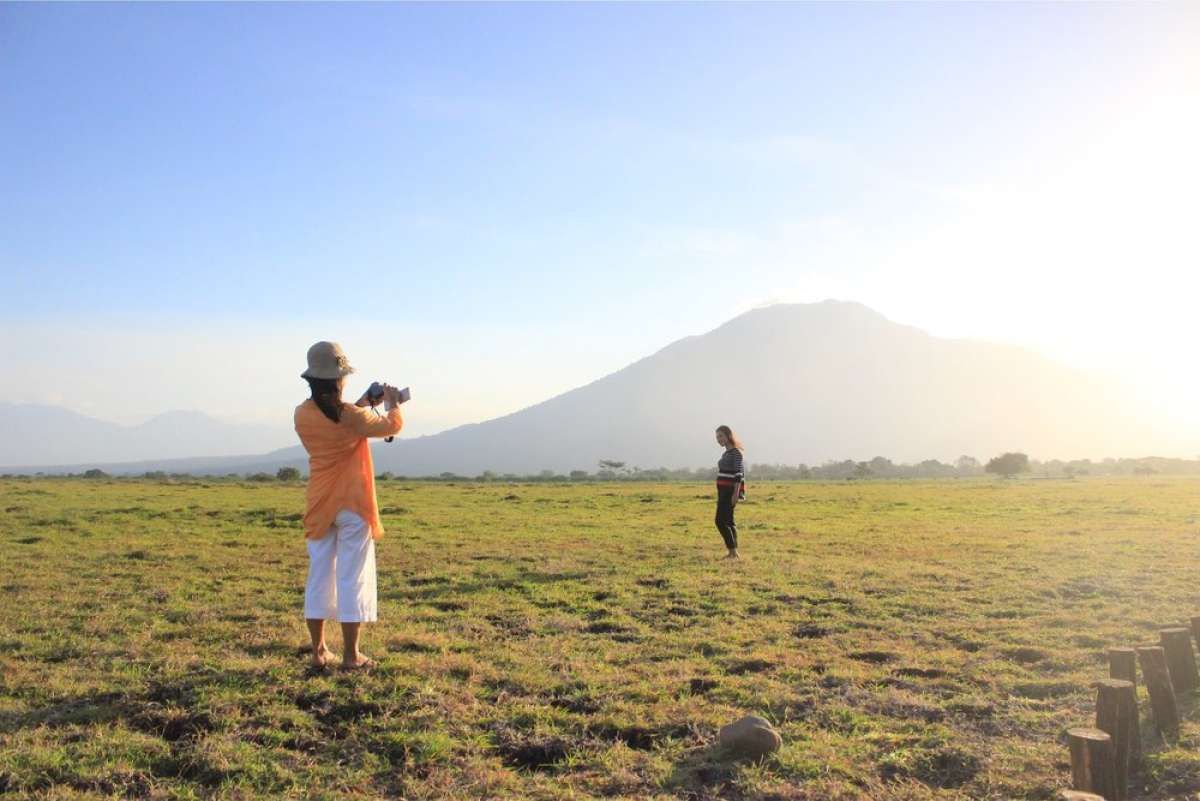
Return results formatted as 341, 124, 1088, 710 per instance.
717, 448, 744, 489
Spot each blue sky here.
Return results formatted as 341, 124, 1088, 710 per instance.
2, 3, 1197, 444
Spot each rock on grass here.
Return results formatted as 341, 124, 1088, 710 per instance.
718, 715, 781, 759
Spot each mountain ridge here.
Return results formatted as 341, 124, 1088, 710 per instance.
2, 301, 1185, 474
0, 403, 293, 467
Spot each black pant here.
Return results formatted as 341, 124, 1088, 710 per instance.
715, 487, 738, 550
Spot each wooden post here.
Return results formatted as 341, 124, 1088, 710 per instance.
1190, 615, 1200, 649
1159, 627, 1199, 693
1108, 647, 1137, 689
1058, 792, 1106, 801
1068, 727, 1117, 801
1121, 678, 1141, 764
1095, 679, 1136, 800
1136, 646, 1179, 739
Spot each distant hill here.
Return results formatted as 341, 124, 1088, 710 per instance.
4, 301, 1182, 476
357, 300, 1171, 475
0, 405, 292, 468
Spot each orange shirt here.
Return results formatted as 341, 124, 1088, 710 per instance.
293, 400, 403, 540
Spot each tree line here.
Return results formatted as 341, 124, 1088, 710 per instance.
7, 454, 1200, 483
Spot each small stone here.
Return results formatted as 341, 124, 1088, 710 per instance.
719, 715, 781, 759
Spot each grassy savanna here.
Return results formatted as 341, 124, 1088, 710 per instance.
2, 478, 1200, 800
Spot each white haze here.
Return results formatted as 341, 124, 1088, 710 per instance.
2, 302, 1197, 470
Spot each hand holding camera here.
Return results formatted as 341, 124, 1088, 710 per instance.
370, 382, 410, 409
356, 382, 410, 443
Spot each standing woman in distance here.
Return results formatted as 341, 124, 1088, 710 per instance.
294, 341, 405, 671
714, 425, 745, 560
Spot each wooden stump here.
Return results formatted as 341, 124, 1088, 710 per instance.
1095, 678, 1137, 800
1068, 727, 1117, 801
1059, 791, 1106, 801
1121, 679, 1141, 763
1108, 648, 1137, 688
1136, 646, 1179, 739
1160, 627, 1199, 693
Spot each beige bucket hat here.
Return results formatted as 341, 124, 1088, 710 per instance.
301, 341, 356, 380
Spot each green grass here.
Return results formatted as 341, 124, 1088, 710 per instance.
2, 477, 1200, 800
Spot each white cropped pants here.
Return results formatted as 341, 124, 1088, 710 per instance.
304, 509, 378, 623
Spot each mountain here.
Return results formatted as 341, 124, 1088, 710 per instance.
358, 300, 1171, 475
5, 301, 1182, 476
0, 404, 293, 468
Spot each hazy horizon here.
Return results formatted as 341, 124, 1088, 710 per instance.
4, 299, 1197, 441
3, 300, 1197, 471
3, 4, 1197, 459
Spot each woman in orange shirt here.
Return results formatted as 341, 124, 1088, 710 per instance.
294, 341, 404, 671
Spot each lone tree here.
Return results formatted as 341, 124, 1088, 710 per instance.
276, 467, 301, 481
985, 452, 1030, 478
597, 460, 628, 479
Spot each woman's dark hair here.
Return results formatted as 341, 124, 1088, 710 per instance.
306, 377, 343, 423
716, 425, 743, 450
